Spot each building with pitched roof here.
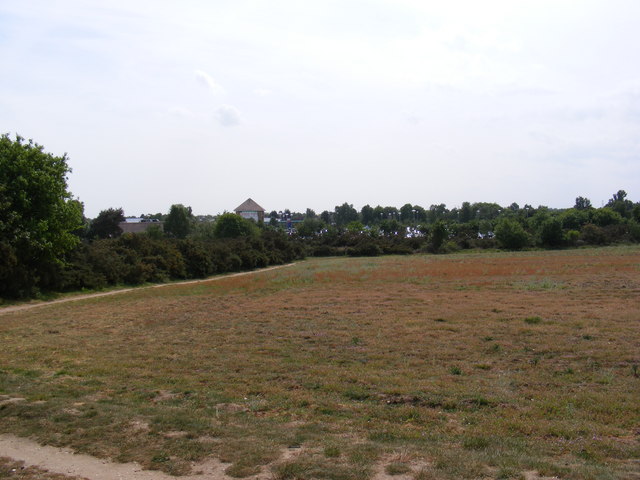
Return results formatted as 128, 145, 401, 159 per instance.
234, 198, 265, 223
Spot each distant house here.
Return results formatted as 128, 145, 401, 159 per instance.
234, 198, 265, 223
118, 218, 163, 234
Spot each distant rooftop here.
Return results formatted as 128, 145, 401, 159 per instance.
234, 198, 265, 212
124, 218, 161, 223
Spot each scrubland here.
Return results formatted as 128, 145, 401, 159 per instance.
1, 247, 639, 479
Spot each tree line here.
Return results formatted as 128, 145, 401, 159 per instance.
1, 133, 639, 299
289, 192, 639, 255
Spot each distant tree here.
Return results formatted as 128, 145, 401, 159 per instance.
320, 210, 332, 224
522, 204, 535, 218
373, 205, 385, 222
610, 190, 627, 203
591, 207, 623, 227
141, 212, 164, 220
413, 205, 427, 222
574, 196, 592, 210
296, 217, 325, 237
0, 134, 83, 297
164, 204, 194, 239
494, 218, 529, 250
305, 208, 317, 219
88, 208, 125, 239
459, 202, 473, 223
379, 219, 402, 236
473, 202, 502, 221
560, 209, 589, 230
334, 203, 358, 226
346, 221, 365, 233
360, 204, 375, 225
383, 206, 399, 221
606, 190, 633, 217
214, 213, 258, 238
538, 217, 564, 247
400, 203, 414, 223
428, 204, 448, 223
429, 220, 448, 252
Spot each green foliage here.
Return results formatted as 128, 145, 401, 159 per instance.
606, 189, 633, 218
495, 218, 529, 250
538, 217, 564, 247
88, 208, 125, 239
565, 229, 580, 246
57, 230, 304, 291
334, 202, 359, 226
379, 219, 402, 236
360, 204, 375, 225
560, 208, 590, 230
591, 208, 623, 227
459, 201, 473, 223
400, 203, 414, 223
164, 204, 193, 239
574, 196, 592, 210
296, 217, 326, 237
0, 134, 83, 297
345, 221, 365, 233
428, 220, 448, 253
580, 224, 607, 245
214, 213, 259, 239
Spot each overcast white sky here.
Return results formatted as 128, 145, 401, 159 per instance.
1, 1, 639, 217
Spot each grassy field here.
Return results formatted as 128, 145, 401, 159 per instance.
0, 247, 639, 480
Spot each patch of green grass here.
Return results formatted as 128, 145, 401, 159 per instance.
324, 445, 341, 458
524, 316, 542, 324
385, 462, 412, 475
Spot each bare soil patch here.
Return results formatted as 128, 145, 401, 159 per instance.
0, 434, 236, 480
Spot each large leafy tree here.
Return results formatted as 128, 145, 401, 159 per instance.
0, 134, 83, 297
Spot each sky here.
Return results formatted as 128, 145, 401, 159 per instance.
1, 0, 639, 218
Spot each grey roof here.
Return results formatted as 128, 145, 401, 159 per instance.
234, 198, 265, 212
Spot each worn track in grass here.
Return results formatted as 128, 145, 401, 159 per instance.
0, 263, 296, 316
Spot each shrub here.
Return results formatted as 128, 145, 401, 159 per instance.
348, 241, 382, 257
495, 218, 529, 250
539, 217, 564, 247
580, 224, 607, 245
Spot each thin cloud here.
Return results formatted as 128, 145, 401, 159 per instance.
167, 106, 192, 117
253, 88, 273, 96
194, 70, 224, 94
216, 105, 241, 126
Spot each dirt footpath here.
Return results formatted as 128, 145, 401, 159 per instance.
0, 434, 238, 480
0, 264, 295, 316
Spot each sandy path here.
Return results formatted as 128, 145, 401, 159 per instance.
0, 434, 243, 480
0, 263, 295, 316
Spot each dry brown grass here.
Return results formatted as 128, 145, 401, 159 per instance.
0, 247, 639, 479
